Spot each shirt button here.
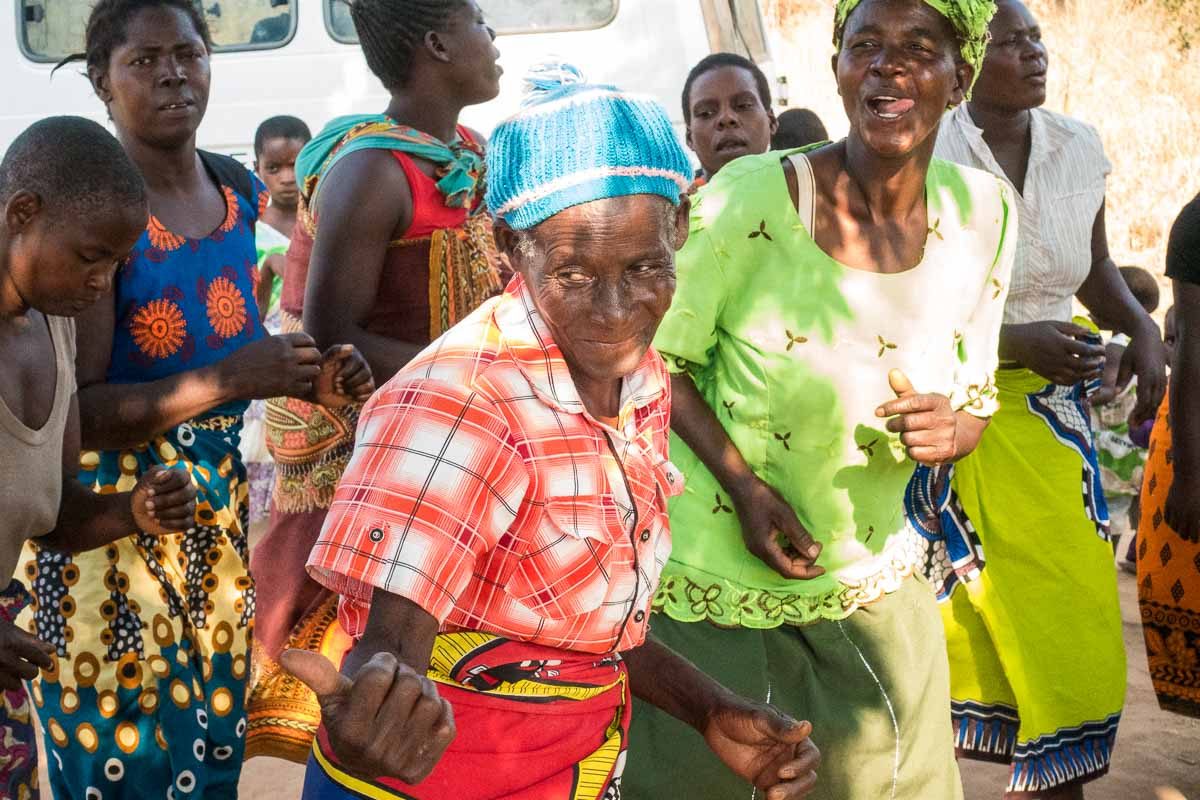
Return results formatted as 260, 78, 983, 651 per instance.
639, 529, 651, 543
634, 610, 645, 623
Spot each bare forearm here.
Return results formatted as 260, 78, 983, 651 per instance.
1172, 343, 1200, 478
1078, 257, 1157, 339
345, 591, 439, 677
669, 373, 757, 497
77, 364, 236, 450
625, 636, 732, 731
38, 480, 135, 553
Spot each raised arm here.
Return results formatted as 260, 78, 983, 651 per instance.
302, 150, 423, 383
74, 289, 325, 451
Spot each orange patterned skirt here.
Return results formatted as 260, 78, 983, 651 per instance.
1136, 394, 1200, 717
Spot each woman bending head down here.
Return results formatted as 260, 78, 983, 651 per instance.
625, 2, 1020, 798
21, 1, 372, 796
285, 64, 824, 800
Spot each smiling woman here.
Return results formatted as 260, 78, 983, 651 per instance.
624, 1, 1018, 798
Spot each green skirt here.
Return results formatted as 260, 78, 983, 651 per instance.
625, 577, 961, 800
942, 368, 1124, 795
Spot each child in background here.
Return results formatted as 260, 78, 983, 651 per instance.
244, 115, 313, 525
1089, 265, 1161, 565
0, 116, 197, 799
771, 107, 829, 149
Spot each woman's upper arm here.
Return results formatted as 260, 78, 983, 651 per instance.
75, 291, 116, 389
303, 151, 413, 347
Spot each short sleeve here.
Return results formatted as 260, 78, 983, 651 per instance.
251, 171, 270, 223
653, 198, 730, 375
308, 378, 529, 623
1166, 194, 1200, 287
949, 178, 1018, 418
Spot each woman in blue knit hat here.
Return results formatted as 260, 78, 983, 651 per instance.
282, 64, 822, 800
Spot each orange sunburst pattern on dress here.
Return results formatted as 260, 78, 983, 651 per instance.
257, 189, 270, 219
219, 186, 241, 233
147, 216, 185, 252
206, 276, 248, 339
130, 299, 187, 360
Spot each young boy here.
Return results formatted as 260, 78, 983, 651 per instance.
244, 115, 313, 525
0, 116, 197, 796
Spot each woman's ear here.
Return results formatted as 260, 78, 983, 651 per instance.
950, 62, 974, 109
493, 219, 520, 261
672, 195, 692, 251
88, 66, 113, 104
424, 30, 452, 64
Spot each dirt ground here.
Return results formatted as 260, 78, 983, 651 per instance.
234, 552, 1200, 800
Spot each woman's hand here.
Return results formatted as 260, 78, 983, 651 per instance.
703, 696, 821, 799
312, 345, 376, 408
283, 649, 455, 784
876, 370, 957, 465
221, 333, 323, 400
731, 478, 824, 580
0, 618, 53, 691
1117, 329, 1167, 426
1003, 321, 1106, 386
132, 466, 196, 535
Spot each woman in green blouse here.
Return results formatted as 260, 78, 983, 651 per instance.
625, 1, 1012, 798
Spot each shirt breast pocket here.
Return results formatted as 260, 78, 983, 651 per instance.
506, 495, 624, 620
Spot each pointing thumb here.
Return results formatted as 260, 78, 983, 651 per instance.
281, 648, 352, 700
888, 369, 916, 398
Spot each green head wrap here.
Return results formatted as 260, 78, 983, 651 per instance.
833, 0, 998, 94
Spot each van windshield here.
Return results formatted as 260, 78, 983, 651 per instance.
18, 0, 297, 62
327, 0, 618, 42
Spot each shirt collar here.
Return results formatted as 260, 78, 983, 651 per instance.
493, 275, 667, 428
950, 104, 1075, 185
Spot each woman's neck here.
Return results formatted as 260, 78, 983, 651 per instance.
117, 130, 202, 194
966, 101, 1033, 151
384, 95, 464, 143
571, 370, 623, 423
262, 204, 297, 235
842, 136, 932, 221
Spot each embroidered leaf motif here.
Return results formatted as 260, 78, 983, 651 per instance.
774, 431, 792, 451
953, 330, 968, 364
858, 438, 880, 458
928, 218, 944, 241
722, 400, 736, 418
866, 525, 876, 542
992, 278, 1004, 300
748, 220, 773, 241
712, 493, 733, 514
785, 330, 808, 351
877, 335, 898, 358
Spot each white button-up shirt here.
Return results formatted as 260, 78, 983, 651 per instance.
935, 103, 1111, 325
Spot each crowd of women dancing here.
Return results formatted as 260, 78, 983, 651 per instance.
0, 0, 1197, 798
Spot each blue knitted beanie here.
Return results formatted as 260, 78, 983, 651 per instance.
486, 62, 692, 231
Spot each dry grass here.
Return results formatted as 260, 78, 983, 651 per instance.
764, 0, 1200, 292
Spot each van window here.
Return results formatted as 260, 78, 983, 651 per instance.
17, 0, 297, 63
325, 0, 618, 43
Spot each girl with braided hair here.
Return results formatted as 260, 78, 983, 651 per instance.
247, 0, 506, 762
20, 2, 373, 797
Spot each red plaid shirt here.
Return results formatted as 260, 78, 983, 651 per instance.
308, 277, 680, 654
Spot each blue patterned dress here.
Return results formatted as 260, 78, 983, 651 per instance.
21, 155, 269, 800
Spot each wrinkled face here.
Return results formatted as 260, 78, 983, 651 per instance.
972, 0, 1048, 112
256, 137, 306, 211
438, 1, 503, 105
686, 66, 777, 177
4, 192, 146, 316
91, 6, 211, 148
499, 195, 689, 388
835, 0, 971, 158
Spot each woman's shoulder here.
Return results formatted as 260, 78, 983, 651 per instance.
929, 157, 1015, 223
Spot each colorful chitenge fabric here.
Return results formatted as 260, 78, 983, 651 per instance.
248, 117, 503, 762
1137, 393, 1200, 718
0, 581, 39, 800
302, 633, 630, 800
935, 366, 1124, 795
19, 154, 267, 799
